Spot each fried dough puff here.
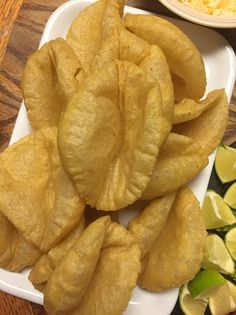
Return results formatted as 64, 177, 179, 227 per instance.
173, 89, 228, 155
129, 187, 207, 291
58, 60, 171, 210
125, 14, 207, 102
29, 219, 85, 292
41, 216, 141, 315
0, 127, 85, 260
0, 212, 41, 271
142, 133, 208, 199
21, 39, 83, 129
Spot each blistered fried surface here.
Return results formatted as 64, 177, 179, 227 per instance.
21, 38, 82, 129
0, 127, 85, 252
59, 60, 170, 210
73, 221, 141, 315
125, 14, 206, 102
0, 213, 41, 272
174, 89, 224, 124
29, 218, 85, 292
140, 186, 207, 291
120, 29, 174, 125
68, 0, 174, 129
90, 0, 125, 71
67, 0, 124, 74
173, 89, 228, 155
66, 0, 105, 74
43, 216, 141, 315
128, 193, 176, 257
142, 133, 208, 199
44, 216, 110, 315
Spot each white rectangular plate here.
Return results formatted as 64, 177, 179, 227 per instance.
1, 1, 236, 315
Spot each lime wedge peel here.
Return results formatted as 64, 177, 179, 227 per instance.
225, 228, 236, 261
179, 284, 208, 315
202, 234, 235, 275
224, 182, 236, 209
202, 190, 236, 229
188, 269, 226, 299
215, 145, 236, 184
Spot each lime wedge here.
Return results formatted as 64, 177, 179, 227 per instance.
209, 280, 236, 315
188, 269, 225, 299
224, 182, 236, 209
179, 284, 207, 315
202, 190, 236, 229
215, 145, 236, 183
225, 227, 236, 261
202, 234, 235, 274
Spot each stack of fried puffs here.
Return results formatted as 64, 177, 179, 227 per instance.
0, 0, 228, 314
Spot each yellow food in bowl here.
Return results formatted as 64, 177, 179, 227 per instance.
179, 0, 236, 16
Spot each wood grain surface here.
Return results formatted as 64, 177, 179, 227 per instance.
0, 0, 23, 65
0, 0, 235, 314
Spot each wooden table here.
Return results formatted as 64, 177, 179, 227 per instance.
0, 0, 236, 314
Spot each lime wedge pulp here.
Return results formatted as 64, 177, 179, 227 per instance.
224, 182, 236, 209
179, 284, 207, 315
188, 269, 225, 299
209, 280, 236, 315
215, 145, 236, 183
202, 234, 235, 275
202, 190, 236, 229
225, 227, 236, 261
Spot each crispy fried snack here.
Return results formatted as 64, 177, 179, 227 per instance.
139, 186, 207, 291
67, 0, 124, 74
21, 38, 82, 129
174, 89, 225, 124
0, 127, 85, 252
58, 60, 171, 210
120, 29, 174, 125
90, 0, 125, 71
125, 14, 206, 101
0, 212, 41, 272
142, 133, 208, 199
173, 89, 228, 155
67, 1, 174, 125
66, 0, 105, 74
29, 217, 85, 292
43, 216, 141, 315
128, 193, 176, 257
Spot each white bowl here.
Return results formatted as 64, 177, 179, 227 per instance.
159, 0, 236, 28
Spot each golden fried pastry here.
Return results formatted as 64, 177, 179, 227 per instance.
67, 0, 125, 74
90, 0, 125, 71
43, 216, 141, 315
0, 212, 41, 272
173, 89, 228, 155
142, 133, 208, 199
120, 29, 174, 125
21, 38, 83, 129
0, 127, 85, 252
58, 60, 170, 210
67, 0, 105, 74
29, 217, 85, 292
125, 14, 207, 102
67, 1, 174, 126
128, 193, 176, 257
174, 89, 226, 124
139, 186, 207, 291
